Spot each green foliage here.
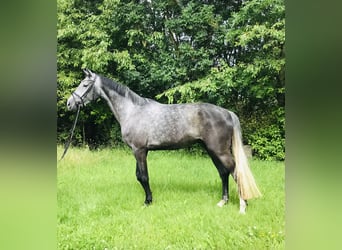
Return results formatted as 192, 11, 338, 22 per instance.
248, 124, 285, 161
157, 0, 285, 160
57, 0, 285, 160
241, 106, 285, 161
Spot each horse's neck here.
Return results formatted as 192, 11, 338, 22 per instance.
99, 85, 135, 125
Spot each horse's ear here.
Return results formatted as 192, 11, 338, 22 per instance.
86, 69, 96, 79
82, 68, 89, 76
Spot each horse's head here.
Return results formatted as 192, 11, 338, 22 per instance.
67, 69, 100, 111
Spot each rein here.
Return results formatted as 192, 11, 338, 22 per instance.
59, 105, 81, 161
60, 79, 95, 160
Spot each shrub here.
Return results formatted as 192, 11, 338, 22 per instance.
248, 124, 285, 161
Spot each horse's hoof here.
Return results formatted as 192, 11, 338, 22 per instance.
144, 200, 152, 206
217, 199, 227, 207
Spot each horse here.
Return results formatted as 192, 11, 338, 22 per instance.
66, 69, 261, 213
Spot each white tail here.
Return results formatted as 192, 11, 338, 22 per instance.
230, 112, 261, 200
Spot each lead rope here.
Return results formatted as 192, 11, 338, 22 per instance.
59, 105, 81, 161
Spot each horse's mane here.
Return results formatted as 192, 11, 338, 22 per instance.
100, 75, 153, 106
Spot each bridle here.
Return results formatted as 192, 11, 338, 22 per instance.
60, 79, 95, 161
71, 79, 95, 108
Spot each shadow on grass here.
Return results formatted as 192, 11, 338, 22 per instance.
150, 178, 241, 205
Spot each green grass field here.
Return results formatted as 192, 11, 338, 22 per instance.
57, 146, 284, 249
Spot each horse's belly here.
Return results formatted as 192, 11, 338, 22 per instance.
146, 129, 201, 150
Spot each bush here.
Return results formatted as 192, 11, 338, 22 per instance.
241, 107, 284, 161
248, 124, 285, 161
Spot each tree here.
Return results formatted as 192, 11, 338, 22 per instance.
157, 0, 285, 159
57, 0, 121, 147
57, 0, 285, 160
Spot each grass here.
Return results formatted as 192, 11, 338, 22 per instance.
57, 146, 284, 249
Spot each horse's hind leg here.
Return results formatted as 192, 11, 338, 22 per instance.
134, 148, 152, 205
207, 149, 235, 207
231, 172, 248, 214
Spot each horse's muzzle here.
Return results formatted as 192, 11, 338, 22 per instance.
67, 98, 78, 111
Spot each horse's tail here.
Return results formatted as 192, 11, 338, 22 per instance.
230, 111, 261, 200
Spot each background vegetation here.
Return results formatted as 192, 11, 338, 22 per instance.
57, 147, 285, 249
57, 0, 285, 160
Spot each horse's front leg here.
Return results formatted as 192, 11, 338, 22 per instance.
134, 148, 152, 205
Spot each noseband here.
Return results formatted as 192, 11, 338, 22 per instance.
71, 80, 95, 108
71, 92, 86, 108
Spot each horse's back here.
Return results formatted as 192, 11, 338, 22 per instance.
146, 102, 232, 130
124, 102, 233, 150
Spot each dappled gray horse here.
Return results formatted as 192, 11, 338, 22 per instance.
67, 69, 261, 213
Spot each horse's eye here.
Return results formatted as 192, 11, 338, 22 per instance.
83, 81, 90, 87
